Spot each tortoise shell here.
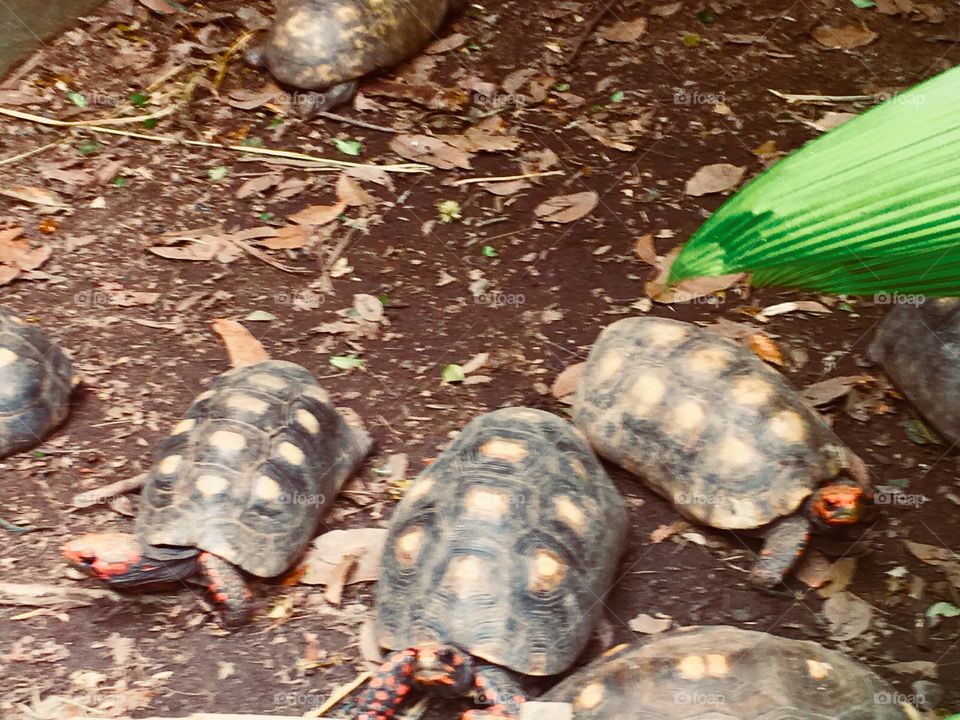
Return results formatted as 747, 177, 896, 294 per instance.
0, 307, 75, 458
375, 407, 627, 676
261, 0, 459, 91
869, 297, 960, 443
540, 625, 908, 719
136, 360, 372, 577
573, 317, 863, 530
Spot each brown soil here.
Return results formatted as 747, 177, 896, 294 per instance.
1, 0, 959, 718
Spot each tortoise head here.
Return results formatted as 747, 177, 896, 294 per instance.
413, 644, 476, 695
808, 479, 872, 528
62, 533, 145, 583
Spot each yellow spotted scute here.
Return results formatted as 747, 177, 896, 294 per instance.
261, 0, 459, 91
0, 307, 75, 459
375, 407, 627, 677
136, 360, 372, 578
573, 317, 861, 530
540, 626, 910, 719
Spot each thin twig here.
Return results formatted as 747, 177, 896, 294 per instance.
0, 140, 61, 167
451, 170, 565, 186
70, 473, 147, 509
564, 0, 620, 66
0, 106, 431, 173
308, 672, 371, 717
768, 89, 880, 104
314, 111, 399, 134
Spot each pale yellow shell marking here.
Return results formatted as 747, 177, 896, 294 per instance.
225, 394, 270, 415
729, 376, 773, 406
716, 435, 756, 468
508, 408, 544, 423
568, 457, 587, 481
284, 9, 314, 39
447, 555, 487, 598
806, 658, 832, 680
208, 430, 247, 453
575, 682, 605, 710
194, 389, 216, 403
554, 496, 585, 533
303, 386, 330, 403
677, 654, 707, 680
629, 372, 666, 414
644, 322, 688, 347
277, 441, 305, 466
196, 474, 229, 496
464, 487, 509, 518
666, 400, 706, 436
253, 475, 282, 502
0, 348, 18, 367
395, 527, 424, 567
249, 373, 287, 391
405, 477, 434, 502
528, 549, 567, 593
334, 4, 360, 21
294, 408, 320, 434
686, 346, 733, 374
593, 352, 624, 382
705, 654, 729, 676
480, 438, 528, 463
171, 418, 196, 435
157, 454, 182, 475
768, 410, 807, 443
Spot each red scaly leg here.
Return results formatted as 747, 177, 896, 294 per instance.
196, 552, 252, 628
354, 649, 419, 720
462, 663, 526, 720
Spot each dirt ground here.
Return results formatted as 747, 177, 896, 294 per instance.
1, 0, 959, 717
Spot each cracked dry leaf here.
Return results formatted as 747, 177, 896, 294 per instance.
579, 122, 636, 152
534, 191, 598, 224
148, 227, 241, 263
684, 163, 746, 196
801, 376, 869, 407
389, 134, 473, 170
600, 16, 648, 43
289, 201, 347, 226
628, 612, 671, 634
299, 528, 388, 586
0, 228, 52, 285
812, 23, 878, 49
823, 591, 873, 640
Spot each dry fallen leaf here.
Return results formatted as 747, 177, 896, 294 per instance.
650, 519, 690, 543
600, 17, 648, 43
425, 31, 468, 54
747, 333, 784, 366
823, 591, 873, 640
812, 23, 878, 49
0, 186, 67, 207
888, 660, 938, 679
289, 201, 347, 226
324, 554, 359, 606
389, 134, 473, 170
299, 528, 388, 586
628, 612, 672, 634
755, 300, 831, 321
684, 163, 746, 196
794, 551, 856, 597
802, 376, 869, 407
534, 191, 598, 224
551, 363, 585, 404
646, 248, 745, 304
211, 319, 271, 368
633, 234, 657, 266
336, 174, 375, 207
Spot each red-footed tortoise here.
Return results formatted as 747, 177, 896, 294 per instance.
0, 307, 76, 458
62, 360, 371, 626
539, 625, 909, 719
868, 297, 960, 444
247, 0, 466, 114
573, 317, 873, 587
354, 407, 628, 719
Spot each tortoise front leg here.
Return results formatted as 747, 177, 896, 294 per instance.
353, 649, 420, 720
751, 515, 811, 588
295, 80, 360, 116
196, 552, 252, 628
464, 663, 526, 719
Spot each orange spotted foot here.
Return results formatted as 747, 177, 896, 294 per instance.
196, 552, 252, 628
354, 649, 419, 720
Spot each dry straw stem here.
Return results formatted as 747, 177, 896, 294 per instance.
0, 106, 432, 173
451, 169, 565, 186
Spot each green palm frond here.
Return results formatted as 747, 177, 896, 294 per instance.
669, 65, 960, 296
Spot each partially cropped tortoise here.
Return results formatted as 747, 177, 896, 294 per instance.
354, 407, 627, 720
539, 625, 909, 719
63, 360, 371, 626
573, 317, 873, 587
248, 0, 466, 113
869, 297, 960, 444
0, 307, 76, 458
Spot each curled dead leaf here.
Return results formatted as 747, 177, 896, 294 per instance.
747, 333, 784, 366
599, 17, 648, 43
812, 23, 878, 49
534, 191, 598, 224
389, 134, 473, 170
684, 163, 746, 196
